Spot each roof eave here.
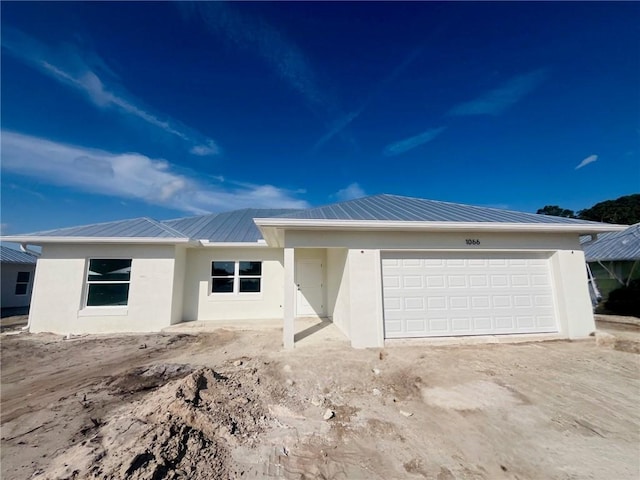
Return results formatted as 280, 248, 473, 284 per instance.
198, 240, 269, 247
587, 257, 640, 262
253, 218, 627, 234
0, 236, 195, 245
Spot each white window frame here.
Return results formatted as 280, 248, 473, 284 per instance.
211, 260, 262, 295
14, 271, 31, 296
85, 258, 132, 308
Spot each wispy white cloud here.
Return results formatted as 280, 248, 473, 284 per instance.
1, 131, 308, 213
383, 127, 446, 157
186, 3, 325, 111
575, 154, 598, 170
449, 69, 549, 116
333, 183, 366, 202
2, 28, 219, 156
182, 3, 360, 151
314, 48, 424, 151
190, 141, 220, 157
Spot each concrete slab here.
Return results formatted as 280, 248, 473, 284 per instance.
162, 317, 349, 348
385, 332, 568, 348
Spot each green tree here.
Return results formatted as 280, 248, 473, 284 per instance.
577, 194, 640, 225
536, 205, 576, 218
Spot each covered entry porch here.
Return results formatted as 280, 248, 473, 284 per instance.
283, 246, 384, 349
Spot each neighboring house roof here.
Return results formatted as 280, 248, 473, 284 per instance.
0, 246, 38, 264
163, 208, 300, 243
583, 223, 640, 262
275, 194, 602, 225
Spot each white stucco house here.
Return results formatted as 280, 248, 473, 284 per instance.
1, 194, 624, 348
1, 245, 38, 310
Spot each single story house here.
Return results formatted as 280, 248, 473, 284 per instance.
1, 194, 624, 348
582, 223, 640, 301
1, 245, 38, 309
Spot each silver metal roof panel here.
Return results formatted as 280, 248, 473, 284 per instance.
163, 208, 300, 242
13, 217, 188, 239
0, 246, 38, 264
584, 223, 640, 262
275, 194, 606, 225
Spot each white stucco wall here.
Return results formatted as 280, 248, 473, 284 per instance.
29, 244, 179, 334
284, 229, 582, 251
326, 248, 350, 337
171, 246, 187, 325
346, 249, 385, 348
285, 229, 594, 348
550, 249, 596, 338
182, 247, 285, 322
1, 263, 36, 308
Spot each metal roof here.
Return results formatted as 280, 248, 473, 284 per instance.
2, 195, 622, 246
583, 223, 640, 262
163, 208, 300, 242
12, 217, 188, 239
1, 246, 38, 264
275, 194, 606, 225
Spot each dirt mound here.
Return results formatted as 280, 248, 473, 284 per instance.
34, 365, 270, 480
109, 363, 196, 395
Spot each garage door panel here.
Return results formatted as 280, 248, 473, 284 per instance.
383, 275, 400, 288
426, 276, 445, 287
471, 296, 491, 308
469, 275, 488, 287
404, 297, 425, 310
403, 276, 424, 288
490, 275, 509, 287
427, 296, 446, 309
447, 276, 467, 288
382, 252, 558, 338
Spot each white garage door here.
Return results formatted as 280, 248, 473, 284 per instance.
382, 252, 558, 338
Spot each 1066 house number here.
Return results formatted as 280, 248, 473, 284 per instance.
465, 239, 481, 245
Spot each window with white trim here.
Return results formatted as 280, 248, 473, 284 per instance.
15, 271, 30, 295
86, 259, 132, 306
211, 261, 262, 294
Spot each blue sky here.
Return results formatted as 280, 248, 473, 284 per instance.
1, 1, 639, 234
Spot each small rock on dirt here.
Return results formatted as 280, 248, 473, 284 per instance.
400, 410, 413, 417
372, 388, 381, 396
595, 332, 616, 348
310, 395, 324, 407
323, 409, 335, 420
233, 360, 243, 367
372, 368, 381, 375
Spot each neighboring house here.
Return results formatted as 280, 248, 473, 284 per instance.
582, 223, 640, 302
1, 194, 624, 348
1, 245, 38, 309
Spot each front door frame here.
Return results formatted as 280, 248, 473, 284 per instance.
295, 258, 325, 317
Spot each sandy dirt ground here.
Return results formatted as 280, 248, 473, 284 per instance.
1, 325, 639, 479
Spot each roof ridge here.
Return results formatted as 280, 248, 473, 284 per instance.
162, 212, 218, 223
142, 217, 190, 238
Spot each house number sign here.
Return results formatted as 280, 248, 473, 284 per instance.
465, 239, 481, 245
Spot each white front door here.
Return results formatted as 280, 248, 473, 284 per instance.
296, 260, 324, 316
382, 252, 558, 338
